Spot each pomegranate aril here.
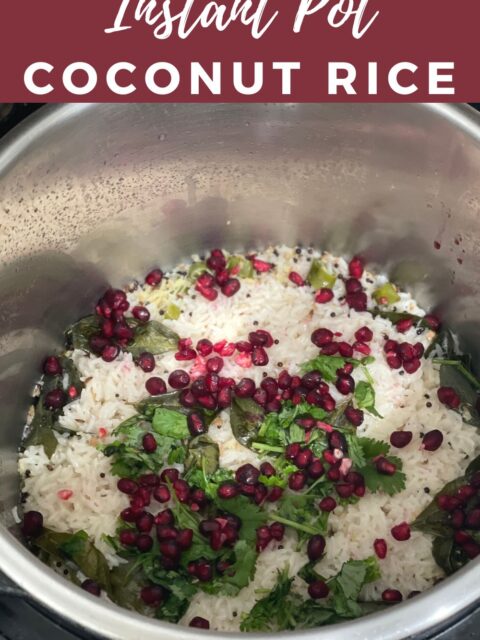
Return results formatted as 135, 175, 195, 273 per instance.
140, 472, 160, 487
218, 386, 233, 408
289, 271, 305, 286
464, 542, 480, 559
345, 277, 363, 294
155, 509, 174, 526
346, 292, 367, 311
397, 343, 415, 362
308, 581, 329, 599
235, 378, 256, 398
390, 430, 413, 448
345, 406, 364, 427
253, 388, 268, 406
217, 483, 239, 499
374, 538, 388, 559
100, 344, 119, 363
424, 314, 441, 331
285, 443, 301, 460
386, 354, 402, 369
288, 471, 307, 491
269, 522, 285, 541
266, 486, 283, 502
81, 579, 101, 596
113, 322, 134, 341
173, 479, 190, 502
375, 457, 396, 475
391, 522, 411, 541
413, 342, 425, 358
256, 525, 272, 551
145, 376, 167, 396
186, 411, 205, 436
321, 343, 338, 356
382, 589, 402, 603
249, 329, 274, 347
206, 356, 224, 373
142, 433, 157, 453
145, 269, 163, 286
159, 540, 180, 559
454, 530, 472, 545
294, 449, 313, 469
89, 334, 109, 355
177, 528, 194, 550
117, 478, 138, 495
315, 288, 334, 303
197, 394, 217, 410
254, 483, 268, 505
348, 256, 364, 278
422, 429, 443, 451
336, 483, 355, 498
457, 485, 476, 502
197, 273, 216, 288
136, 512, 154, 533
22, 511, 43, 537
396, 318, 414, 333
215, 269, 230, 286
168, 369, 190, 389
319, 393, 336, 412
307, 459, 325, 479
42, 356, 62, 376
196, 339, 213, 357
236, 340, 253, 353
437, 386, 461, 409
403, 358, 421, 374
319, 496, 337, 512
196, 560, 213, 581
206, 248, 227, 272
119, 530, 138, 546
329, 430, 347, 451
327, 466, 340, 482
278, 370, 292, 390
196, 283, 218, 301
153, 484, 171, 503
260, 461, 276, 477
451, 510, 465, 529
136, 533, 154, 552
465, 509, 480, 530
311, 328, 334, 348
132, 306, 150, 322
222, 278, 241, 297
252, 346, 269, 366
252, 257, 274, 273
189, 617, 210, 629
307, 534, 326, 561
141, 585, 164, 606
44, 388, 66, 410
337, 342, 353, 358
336, 374, 355, 395
235, 463, 260, 485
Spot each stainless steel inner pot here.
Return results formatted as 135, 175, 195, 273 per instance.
1, 103, 480, 640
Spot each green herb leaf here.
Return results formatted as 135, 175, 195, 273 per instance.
65, 315, 101, 351
361, 456, 406, 496
184, 435, 219, 476
301, 355, 348, 382
109, 561, 152, 615
230, 397, 265, 448
209, 540, 258, 596
432, 536, 468, 576
136, 391, 186, 419
306, 260, 337, 290
435, 361, 480, 426
152, 408, 189, 439
327, 557, 380, 618
126, 320, 178, 358
240, 569, 295, 632
216, 496, 268, 544
370, 309, 422, 325
354, 381, 383, 418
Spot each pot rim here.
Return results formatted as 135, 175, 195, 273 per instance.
2, 102, 480, 640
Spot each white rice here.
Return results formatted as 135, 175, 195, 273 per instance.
18, 245, 480, 630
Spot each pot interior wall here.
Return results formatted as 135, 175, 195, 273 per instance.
1, 103, 480, 530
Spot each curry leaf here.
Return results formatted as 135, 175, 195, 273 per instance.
432, 536, 468, 576
152, 408, 189, 439
230, 397, 265, 448
184, 435, 219, 476
65, 315, 101, 351
126, 320, 178, 357
436, 361, 480, 427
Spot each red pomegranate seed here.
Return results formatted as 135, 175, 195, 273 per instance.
101, 344, 120, 363
206, 249, 227, 272
236, 464, 260, 485
384, 339, 399, 353
348, 256, 364, 278
249, 329, 273, 347
269, 522, 285, 541
172, 479, 190, 502
454, 530, 472, 545
311, 328, 333, 347
457, 485, 476, 502
391, 522, 410, 541
397, 342, 415, 362
57, 489, 73, 501
451, 510, 465, 529
403, 358, 421, 374
179, 389, 195, 408
267, 486, 283, 502
286, 443, 301, 460
205, 372, 220, 393
294, 449, 313, 469
218, 386, 233, 408
465, 509, 480, 530
386, 354, 402, 369
345, 278, 363, 294
353, 340, 371, 356
382, 589, 402, 602
196, 339, 213, 357
141, 585, 164, 606
321, 343, 338, 355
261, 376, 279, 398
307, 534, 326, 561
195, 282, 218, 301
336, 483, 355, 498
437, 497, 459, 516
42, 356, 62, 376
197, 273, 215, 289
252, 257, 274, 273
437, 386, 461, 409
215, 269, 230, 286
374, 538, 387, 559
336, 374, 355, 395
396, 318, 414, 333
222, 278, 241, 297
142, 433, 157, 453
355, 326, 373, 342
308, 580, 330, 599
217, 483, 239, 499
307, 460, 325, 479
315, 288, 334, 303
189, 617, 210, 629
235, 378, 256, 398
289, 271, 305, 286
117, 478, 138, 495
345, 406, 364, 426
119, 530, 138, 546
175, 348, 197, 361
424, 314, 441, 331
422, 429, 443, 451
464, 542, 480, 558
137, 352, 155, 372
145, 269, 163, 286
260, 461, 276, 477
81, 579, 101, 596
206, 356, 224, 373
131, 305, 150, 322
375, 457, 396, 475
277, 370, 292, 390
153, 484, 171, 503
136, 533, 154, 552
187, 412, 206, 436
236, 340, 253, 353
346, 292, 367, 312
413, 342, 425, 358
338, 342, 354, 358
154, 509, 174, 526
254, 483, 268, 505
390, 431, 413, 448
236, 351, 253, 367
256, 525, 272, 551
168, 369, 190, 389
319, 393, 336, 412
44, 388, 66, 410
252, 346, 269, 366
145, 377, 166, 396
319, 496, 337, 512
288, 471, 307, 491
